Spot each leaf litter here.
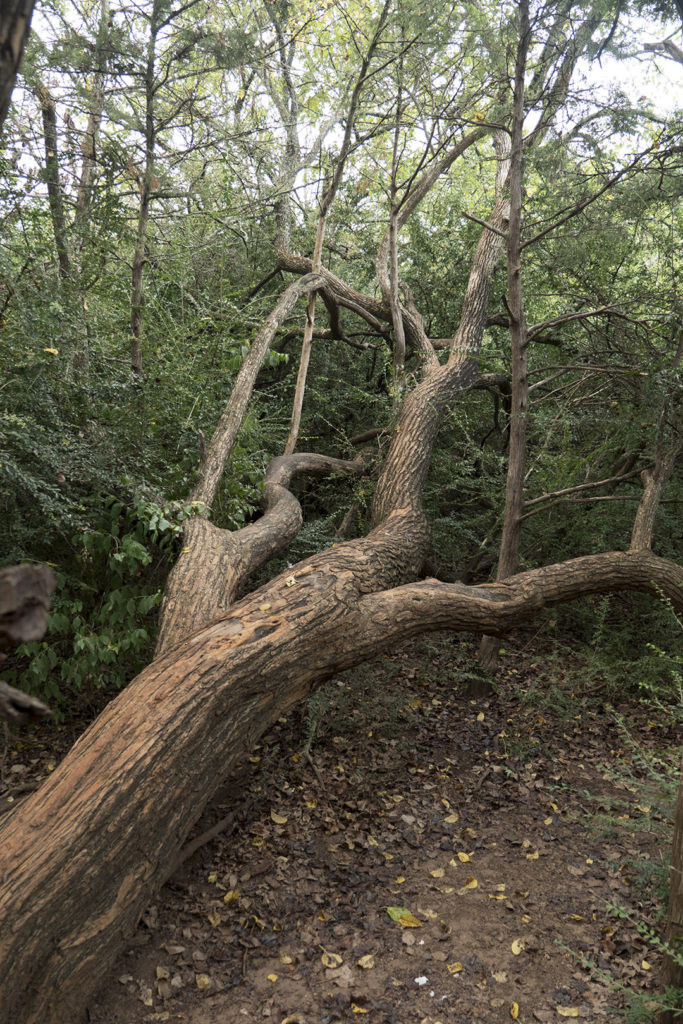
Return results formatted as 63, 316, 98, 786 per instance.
82, 636, 679, 1024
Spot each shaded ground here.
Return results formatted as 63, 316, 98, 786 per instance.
3, 636, 679, 1023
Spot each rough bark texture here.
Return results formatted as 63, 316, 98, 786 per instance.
0, 543, 681, 1024
0, 0, 34, 127
156, 452, 364, 654
38, 86, 72, 281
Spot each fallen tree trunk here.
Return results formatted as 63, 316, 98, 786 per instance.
1, 75, 680, 1021
0, 528, 680, 1024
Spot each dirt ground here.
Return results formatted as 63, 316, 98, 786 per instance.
3, 635, 679, 1024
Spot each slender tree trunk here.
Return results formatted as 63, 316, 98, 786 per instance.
73, 0, 109, 240
129, 2, 159, 378
480, 0, 530, 670
284, 214, 327, 454
37, 85, 72, 282
630, 335, 682, 551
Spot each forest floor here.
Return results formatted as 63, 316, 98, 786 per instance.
3, 634, 680, 1024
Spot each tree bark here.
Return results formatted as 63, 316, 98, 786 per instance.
480, 0, 530, 670
0, 542, 680, 1024
37, 86, 72, 282
129, 0, 161, 379
0, 0, 34, 128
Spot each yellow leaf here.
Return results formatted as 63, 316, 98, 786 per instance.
444, 813, 459, 824
557, 1008, 579, 1018
511, 939, 524, 955
510, 1003, 519, 1019
207, 910, 221, 926
306, 799, 317, 808
321, 952, 343, 968
526, 850, 539, 860
351, 1005, 369, 1014
195, 974, 211, 990
259, 603, 271, 611
399, 912, 423, 928
207, 872, 217, 883
447, 961, 463, 974
252, 836, 264, 847
430, 867, 445, 878
549, 802, 559, 812
544, 817, 553, 825
43, 347, 59, 355
396, 876, 406, 884
270, 810, 288, 825
223, 889, 239, 904
457, 852, 471, 862
356, 955, 375, 969
493, 884, 506, 891
280, 954, 293, 964
458, 877, 477, 894
642, 959, 652, 971
477, 712, 485, 722
285, 575, 296, 587
267, 973, 278, 982
569, 914, 584, 921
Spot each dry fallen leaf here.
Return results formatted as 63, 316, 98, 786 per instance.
430, 867, 445, 878
356, 955, 375, 969
457, 852, 471, 862
270, 810, 288, 825
446, 961, 463, 974
266, 973, 278, 983
351, 1005, 370, 1014
457, 877, 478, 894
510, 1002, 519, 1019
556, 1007, 580, 1018
321, 952, 343, 968
511, 938, 525, 955
195, 974, 211, 990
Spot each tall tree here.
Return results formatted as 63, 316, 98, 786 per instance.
0, 4, 681, 1023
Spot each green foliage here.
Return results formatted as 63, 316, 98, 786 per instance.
4, 495, 205, 717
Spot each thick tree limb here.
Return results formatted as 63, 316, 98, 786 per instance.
156, 451, 365, 653
191, 273, 325, 508
0, 543, 680, 1024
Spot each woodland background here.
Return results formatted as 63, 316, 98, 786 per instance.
0, 0, 681, 1021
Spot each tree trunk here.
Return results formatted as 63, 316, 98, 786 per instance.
0, 0, 34, 128
480, 0, 530, 670
0, 536, 680, 1024
129, 2, 160, 379
38, 85, 72, 282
